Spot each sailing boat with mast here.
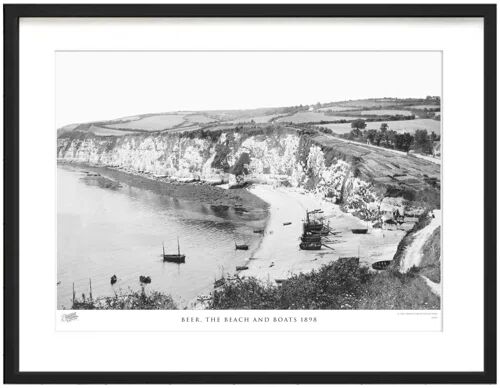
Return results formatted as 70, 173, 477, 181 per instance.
163, 237, 186, 263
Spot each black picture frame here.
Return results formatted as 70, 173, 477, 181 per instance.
3, 3, 496, 384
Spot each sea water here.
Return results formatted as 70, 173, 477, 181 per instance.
57, 165, 266, 309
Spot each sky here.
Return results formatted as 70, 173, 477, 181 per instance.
56, 51, 441, 128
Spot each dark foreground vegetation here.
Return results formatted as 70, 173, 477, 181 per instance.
209, 257, 440, 310
69, 258, 439, 310
71, 287, 178, 310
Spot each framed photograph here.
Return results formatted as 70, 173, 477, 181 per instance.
4, 3, 496, 384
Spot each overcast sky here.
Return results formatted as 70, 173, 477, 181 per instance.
56, 51, 441, 128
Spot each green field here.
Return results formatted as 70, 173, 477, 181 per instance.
277, 111, 359, 123
107, 114, 186, 131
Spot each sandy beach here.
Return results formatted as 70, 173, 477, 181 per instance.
241, 184, 407, 282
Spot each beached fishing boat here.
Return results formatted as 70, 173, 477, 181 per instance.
162, 238, 186, 263
372, 260, 392, 270
253, 229, 264, 234
139, 275, 151, 284
351, 228, 368, 234
235, 243, 249, 250
301, 234, 322, 242
299, 241, 322, 250
299, 209, 333, 250
303, 222, 323, 232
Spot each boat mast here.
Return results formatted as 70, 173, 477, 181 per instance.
162, 242, 165, 256
177, 237, 180, 256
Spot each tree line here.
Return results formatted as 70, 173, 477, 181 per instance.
344, 119, 439, 155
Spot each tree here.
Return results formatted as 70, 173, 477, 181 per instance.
413, 129, 433, 154
386, 130, 397, 148
374, 131, 384, 146
393, 132, 413, 152
350, 119, 366, 138
364, 129, 377, 144
379, 123, 389, 145
402, 133, 413, 152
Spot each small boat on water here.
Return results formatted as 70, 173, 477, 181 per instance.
351, 228, 368, 234
236, 265, 249, 271
372, 260, 392, 270
253, 229, 264, 234
299, 241, 322, 250
235, 242, 249, 250
283, 222, 292, 226
163, 238, 186, 263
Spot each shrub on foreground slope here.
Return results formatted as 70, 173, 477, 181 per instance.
209, 257, 440, 310
72, 287, 177, 310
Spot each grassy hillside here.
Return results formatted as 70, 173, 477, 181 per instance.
209, 257, 440, 310
307, 133, 440, 207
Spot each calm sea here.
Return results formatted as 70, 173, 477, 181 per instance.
57, 165, 266, 309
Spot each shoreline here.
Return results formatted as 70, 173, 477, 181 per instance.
239, 184, 408, 283
57, 160, 269, 219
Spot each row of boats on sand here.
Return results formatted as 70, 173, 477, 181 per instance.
298, 209, 392, 271
298, 209, 368, 250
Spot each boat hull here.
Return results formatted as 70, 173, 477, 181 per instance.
351, 229, 368, 234
299, 242, 322, 250
372, 260, 392, 270
301, 235, 322, 242
163, 254, 186, 263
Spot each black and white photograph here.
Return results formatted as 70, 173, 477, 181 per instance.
57, 51, 442, 311
5, 4, 495, 383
